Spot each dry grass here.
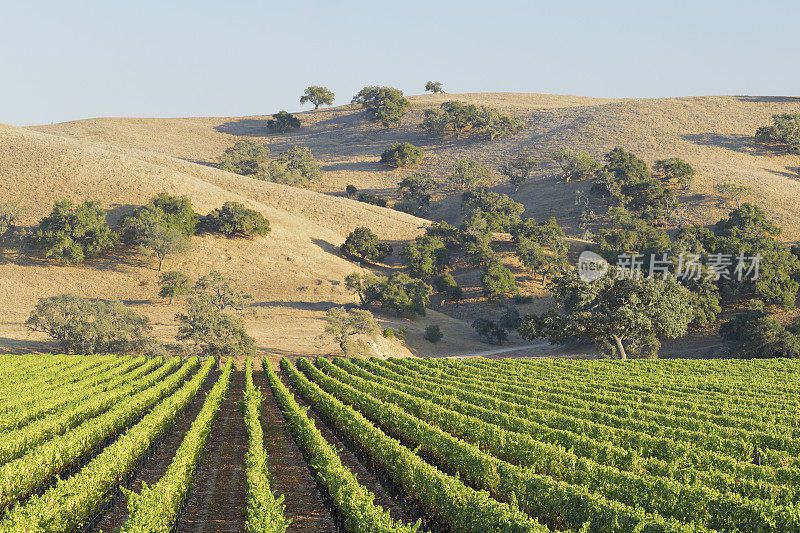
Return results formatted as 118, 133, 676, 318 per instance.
4, 92, 799, 358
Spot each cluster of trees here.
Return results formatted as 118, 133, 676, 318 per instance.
26, 268, 258, 358
395, 173, 438, 215
26, 294, 158, 355
345, 272, 432, 317
218, 140, 322, 187
422, 101, 521, 140
755, 113, 800, 153
720, 299, 800, 358
2, 195, 270, 270
352, 86, 410, 128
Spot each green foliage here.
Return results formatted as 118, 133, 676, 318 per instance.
593, 207, 672, 261
481, 259, 518, 299
356, 192, 387, 207
754, 113, 800, 153
0, 203, 22, 245
300, 86, 335, 109
382, 327, 395, 339
498, 306, 521, 330
177, 296, 256, 358
396, 173, 437, 214
341, 227, 392, 263
380, 142, 423, 168
26, 294, 155, 354
721, 302, 800, 358
530, 268, 695, 359
266, 110, 301, 132
424, 324, 443, 343
499, 155, 537, 192
448, 158, 494, 191
654, 157, 695, 190
422, 101, 520, 140
714, 182, 752, 209
551, 147, 600, 182
322, 307, 380, 352
203, 202, 270, 238
138, 224, 190, 271
193, 270, 253, 312
471, 318, 508, 345
374, 273, 432, 317
352, 86, 410, 128
345, 184, 358, 198
267, 145, 322, 186
32, 200, 119, 263
461, 188, 525, 232
461, 215, 495, 267
400, 235, 449, 280
425, 221, 460, 247
218, 140, 271, 177
158, 271, 192, 304
344, 272, 381, 307
424, 81, 443, 94
590, 148, 676, 222
432, 271, 463, 302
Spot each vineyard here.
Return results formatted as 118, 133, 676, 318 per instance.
0, 354, 799, 532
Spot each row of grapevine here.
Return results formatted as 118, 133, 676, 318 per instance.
297, 358, 693, 533
0, 357, 216, 532
0, 356, 180, 465
0, 356, 149, 432
243, 358, 290, 533
120, 358, 234, 532
0, 356, 198, 511
380, 358, 800, 484
325, 358, 800, 531
0, 355, 116, 403
267, 359, 421, 533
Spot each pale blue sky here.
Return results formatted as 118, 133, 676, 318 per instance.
1, 0, 798, 126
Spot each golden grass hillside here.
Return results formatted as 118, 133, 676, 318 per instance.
1, 122, 497, 359
35, 93, 800, 239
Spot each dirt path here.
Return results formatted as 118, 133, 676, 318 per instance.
276, 373, 418, 529
91, 370, 219, 532
175, 370, 248, 533
254, 370, 336, 533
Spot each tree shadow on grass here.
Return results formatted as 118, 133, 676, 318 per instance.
0, 336, 61, 355
680, 133, 780, 156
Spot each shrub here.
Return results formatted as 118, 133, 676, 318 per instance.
266, 110, 300, 132
352, 86, 410, 128
424, 324, 443, 343
346, 185, 358, 198
432, 272, 462, 302
300, 86, 335, 109
203, 202, 270, 238
26, 294, 156, 354
356, 192, 388, 207
218, 140, 270, 177
32, 200, 119, 263
498, 306, 521, 330
425, 81, 443, 94
380, 142, 423, 168
382, 328, 395, 339
448, 159, 494, 191
341, 227, 392, 263
396, 326, 409, 340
